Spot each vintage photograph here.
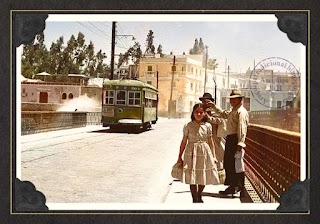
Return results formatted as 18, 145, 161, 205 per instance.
15, 13, 307, 211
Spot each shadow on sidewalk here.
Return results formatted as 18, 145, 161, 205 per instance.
202, 191, 253, 202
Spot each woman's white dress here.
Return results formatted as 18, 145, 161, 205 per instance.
182, 121, 219, 185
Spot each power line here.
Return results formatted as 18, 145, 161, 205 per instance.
77, 22, 107, 40
88, 22, 112, 39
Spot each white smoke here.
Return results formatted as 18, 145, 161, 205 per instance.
57, 94, 101, 112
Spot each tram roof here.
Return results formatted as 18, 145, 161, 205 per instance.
103, 79, 157, 91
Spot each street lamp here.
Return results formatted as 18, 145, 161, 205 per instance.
212, 77, 217, 103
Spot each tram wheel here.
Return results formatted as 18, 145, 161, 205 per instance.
143, 122, 151, 130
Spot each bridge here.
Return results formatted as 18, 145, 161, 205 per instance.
21, 110, 301, 203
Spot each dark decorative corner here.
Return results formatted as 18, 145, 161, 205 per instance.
15, 178, 49, 211
276, 179, 310, 212
13, 13, 49, 48
275, 13, 307, 46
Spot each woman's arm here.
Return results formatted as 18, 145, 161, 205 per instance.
177, 135, 187, 164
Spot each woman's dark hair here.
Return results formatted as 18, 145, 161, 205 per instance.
191, 103, 208, 122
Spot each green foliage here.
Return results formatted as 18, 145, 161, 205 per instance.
189, 37, 218, 70
207, 58, 218, 70
145, 30, 155, 54
156, 44, 163, 56
21, 32, 108, 79
189, 38, 201, 55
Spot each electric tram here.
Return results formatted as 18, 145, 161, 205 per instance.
101, 79, 158, 132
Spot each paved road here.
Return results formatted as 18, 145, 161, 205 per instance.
20, 118, 188, 204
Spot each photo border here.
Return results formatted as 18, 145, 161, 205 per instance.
1, 1, 319, 223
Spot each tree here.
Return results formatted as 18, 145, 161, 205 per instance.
156, 44, 163, 56
21, 33, 50, 78
84, 41, 96, 77
189, 38, 200, 54
198, 38, 205, 54
207, 58, 218, 70
22, 31, 108, 79
188, 37, 218, 70
49, 36, 64, 75
95, 50, 108, 78
145, 30, 155, 54
117, 42, 142, 68
75, 32, 87, 71
63, 34, 79, 74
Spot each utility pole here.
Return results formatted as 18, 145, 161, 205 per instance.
170, 55, 176, 101
156, 66, 159, 89
204, 45, 208, 92
227, 65, 230, 91
110, 21, 116, 80
169, 55, 176, 118
212, 66, 217, 103
213, 67, 217, 103
226, 65, 230, 109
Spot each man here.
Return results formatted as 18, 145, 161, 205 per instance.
205, 89, 249, 197
199, 93, 227, 171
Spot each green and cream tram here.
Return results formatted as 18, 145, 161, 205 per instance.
102, 79, 158, 132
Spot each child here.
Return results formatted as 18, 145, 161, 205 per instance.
177, 103, 220, 203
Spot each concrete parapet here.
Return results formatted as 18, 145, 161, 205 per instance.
21, 111, 87, 135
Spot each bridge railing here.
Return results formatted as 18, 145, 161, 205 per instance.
245, 123, 300, 202
86, 112, 102, 125
249, 109, 300, 132
21, 111, 87, 135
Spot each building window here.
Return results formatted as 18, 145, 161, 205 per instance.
62, 93, 67, 99
182, 66, 184, 72
68, 93, 73, 99
22, 88, 27, 97
277, 101, 282, 108
128, 91, 141, 106
147, 81, 152, 85
286, 101, 292, 108
190, 101, 193, 112
105, 90, 114, 105
116, 90, 126, 105
190, 83, 194, 91
276, 85, 282, 91
147, 66, 152, 71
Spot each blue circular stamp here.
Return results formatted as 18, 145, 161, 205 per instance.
249, 57, 300, 109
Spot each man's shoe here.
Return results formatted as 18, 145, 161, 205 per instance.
219, 186, 235, 195
233, 186, 245, 198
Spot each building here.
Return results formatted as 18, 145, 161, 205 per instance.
21, 75, 103, 112
138, 54, 216, 117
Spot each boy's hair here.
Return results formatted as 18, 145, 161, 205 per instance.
191, 103, 208, 122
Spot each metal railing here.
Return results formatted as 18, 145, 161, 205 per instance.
245, 124, 300, 202
21, 111, 87, 135
249, 109, 300, 132
86, 112, 102, 125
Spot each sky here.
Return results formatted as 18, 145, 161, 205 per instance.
43, 14, 304, 74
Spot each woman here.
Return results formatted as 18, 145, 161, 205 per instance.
177, 103, 220, 203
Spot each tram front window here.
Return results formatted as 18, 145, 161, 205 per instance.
128, 91, 141, 106
116, 90, 126, 105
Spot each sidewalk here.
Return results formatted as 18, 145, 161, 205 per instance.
165, 178, 254, 210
